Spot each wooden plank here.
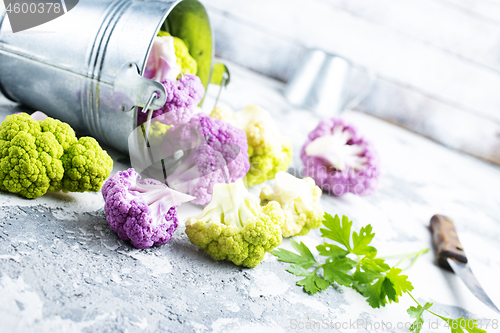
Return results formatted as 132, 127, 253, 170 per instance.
207, 12, 500, 164
208, 8, 304, 82
438, 0, 500, 26
323, 0, 500, 72
347, 67, 500, 165
206, 55, 500, 165
205, 0, 500, 123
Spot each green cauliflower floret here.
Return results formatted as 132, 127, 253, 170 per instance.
0, 113, 64, 198
61, 137, 113, 193
39, 117, 78, 151
210, 105, 292, 187
157, 31, 197, 75
143, 119, 172, 147
38, 116, 78, 191
260, 171, 323, 237
0, 113, 114, 197
185, 179, 285, 268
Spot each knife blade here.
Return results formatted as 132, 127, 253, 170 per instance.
430, 214, 500, 314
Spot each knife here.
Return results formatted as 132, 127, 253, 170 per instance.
430, 214, 500, 314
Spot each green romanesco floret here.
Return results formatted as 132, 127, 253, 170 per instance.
0, 113, 114, 198
39, 117, 78, 151
38, 116, 78, 191
211, 105, 292, 187
157, 31, 197, 75
61, 137, 113, 193
0, 113, 64, 198
260, 171, 323, 237
185, 179, 285, 268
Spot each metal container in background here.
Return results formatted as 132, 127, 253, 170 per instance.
0, 0, 213, 154
284, 49, 351, 117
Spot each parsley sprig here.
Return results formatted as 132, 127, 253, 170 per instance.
273, 214, 413, 305
272, 213, 487, 333
407, 294, 486, 333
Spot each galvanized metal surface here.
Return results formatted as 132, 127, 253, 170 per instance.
284, 49, 351, 117
0, 0, 213, 154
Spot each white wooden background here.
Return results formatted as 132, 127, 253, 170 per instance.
203, 0, 500, 165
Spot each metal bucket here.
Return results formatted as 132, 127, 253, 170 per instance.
0, 0, 213, 154
284, 49, 351, 117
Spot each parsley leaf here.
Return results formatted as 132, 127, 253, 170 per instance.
316, 243, 349, 260
359, 267, 414, 308
322, 258, 356, 287
291, 240, 316, 263
352, 266, 383, 285
351, 257, 390, 287
360, 257, 391, 274
272, 240, 317, 269
288, 264, 330, 294
407, 302, 433, 333
352, 225, 377, 258
321, 214, 352, 251
386, 267, 414, 299
273, 241, 329, 294
360, 276, 396, 308
360, 276, 387, 308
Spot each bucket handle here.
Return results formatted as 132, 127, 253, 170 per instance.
113, 62, 167, 112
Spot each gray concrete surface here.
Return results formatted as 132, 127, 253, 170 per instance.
1, 62, 500, 332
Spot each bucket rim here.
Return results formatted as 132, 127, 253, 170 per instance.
134, 0, 214, 130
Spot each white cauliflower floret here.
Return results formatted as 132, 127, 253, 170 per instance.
260, 171, 324, 237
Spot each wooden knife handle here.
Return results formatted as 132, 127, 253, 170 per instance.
430, 214, 468, 269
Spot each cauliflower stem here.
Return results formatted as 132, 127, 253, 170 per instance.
185, 179, 285, 268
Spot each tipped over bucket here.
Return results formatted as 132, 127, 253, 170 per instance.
0, 0, 213, 154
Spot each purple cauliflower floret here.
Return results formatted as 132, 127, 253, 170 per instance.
138, 74, 204, 126
301, 118, 380, 196
161, 114, 250, 206
102, 168, 194, 249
